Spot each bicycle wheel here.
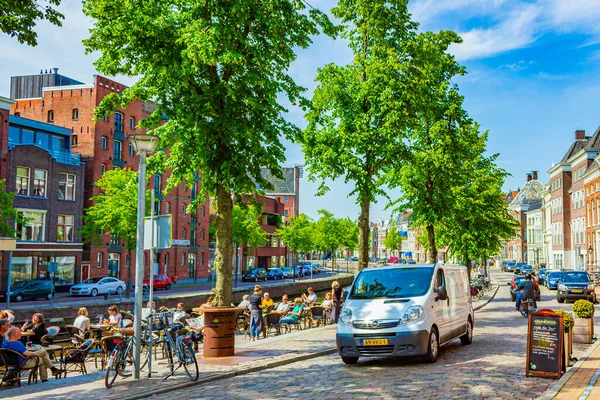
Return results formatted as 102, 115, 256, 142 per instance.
164, 339, 174, 373
180, 340, 199, 381
105, 347, 124, 388
140, 342, 150, 371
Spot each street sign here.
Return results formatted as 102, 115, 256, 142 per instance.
47, 262, 58, 273
144, 214, 172, 250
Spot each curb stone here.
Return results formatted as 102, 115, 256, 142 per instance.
536, 338, 600, 400
474, 285, 499, 312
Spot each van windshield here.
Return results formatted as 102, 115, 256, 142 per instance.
351, 267, 434, 299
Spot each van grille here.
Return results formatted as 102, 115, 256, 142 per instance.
353, 333, 396, 338
357, 345, 396, 355
352, 320, 399, 329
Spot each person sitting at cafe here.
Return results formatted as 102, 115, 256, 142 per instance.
21, 313, 46, 345
302, 287, 318, 306
280, 298, 304, 324
2, 327, 62, 382
188, 308, 206, 352
262, 293, 274, 314
238, 295, 251, 311
321, 292, 334, 321
104, 305, 122, 327
1, 309, 15, 324
73, 307, 91, 333
0, 318, 10, 340
142, 301, 156, 321
173, 303, 188, 322
274, 295, 291, 315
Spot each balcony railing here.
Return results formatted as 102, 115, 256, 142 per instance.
8, 138, 81, 166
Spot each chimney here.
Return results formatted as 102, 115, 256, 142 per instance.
532, 171, 538, 180
526, 173, 532, 182
52, 67, 59, 74
576, 129, 586, 140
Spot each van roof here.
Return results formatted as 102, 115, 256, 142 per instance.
365, 263, 466, 271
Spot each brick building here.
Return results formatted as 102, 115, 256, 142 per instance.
260, 165, 302, 223
9, 70, 211, 285
0, 96, 86, 291
583, 158, 600, 269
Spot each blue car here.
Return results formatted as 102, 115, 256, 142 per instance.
546, 271, 563, 290
538, 268, 548, 285
266, 268, 284, 280
503, 261, 516, 272
520, 265, 534, 274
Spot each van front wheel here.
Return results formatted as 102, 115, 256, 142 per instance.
425, 328, 439, 363
460, 319, 473, 345
341, 356, 359, 365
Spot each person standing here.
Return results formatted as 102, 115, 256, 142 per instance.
249, 285, 264, 341
332, 281, 343, 323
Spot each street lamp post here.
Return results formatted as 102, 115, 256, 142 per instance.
129, 133, 159, 380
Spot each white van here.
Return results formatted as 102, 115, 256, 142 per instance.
336, 263, 474, 364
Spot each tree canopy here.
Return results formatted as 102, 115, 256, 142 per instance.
277, 213, 315, 256
83, 0, 332, 306
232, 199, 268, 251
383, 224, 402, 255
0, 0, 63, 46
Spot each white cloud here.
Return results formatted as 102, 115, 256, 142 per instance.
502, 60, 535, 72
536, 71, 570, 81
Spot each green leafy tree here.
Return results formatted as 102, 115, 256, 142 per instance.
383, 224, 402, 257
231, 198, 268, 275
0, 0, 63, 46
0, 179, 22, 238
81, 168, 149, 295
338, 217, 359, 259
83, 0, 332, 306
390, 31, 481, 264
302, 0, 419, 271
277, 213, 315, 266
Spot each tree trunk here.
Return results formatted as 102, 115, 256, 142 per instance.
358, 195, 371, 270
426, 224, 437, 264
213, 182, 233, 306
465, 252, 472, 281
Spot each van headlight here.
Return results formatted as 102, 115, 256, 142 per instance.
558, 284, 567, 291
402, 306, 424, 323
339, 308, 353, 325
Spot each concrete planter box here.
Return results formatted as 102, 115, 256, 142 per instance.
573, 317, 594, 344
564, 328, 573, 364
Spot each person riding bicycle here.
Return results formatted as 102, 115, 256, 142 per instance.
515, 274, 536, 311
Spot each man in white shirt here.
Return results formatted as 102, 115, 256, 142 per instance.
302, 287, 318, 306
237, 295, 251, 311
274, 295, 290, 315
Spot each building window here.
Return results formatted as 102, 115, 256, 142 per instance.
164, 253, 169, 272
200, 230, 204, 240
128, 144, 133, 156
114, 112, 123, 133
191, 183, 197, 201
166, 202, 170, 213
102, 115, 108, 122
72, 135, 78, 147
33, 169, 47, 197
47, 110, 54, 122
114, 140, 123, 161
181, 229, 186, 240
108, 253, 120, 278
101, 164, 106, 175
72, 109, 79, 120
199, 252, 204, 265
188, 253, 196, 279
190, 229, 196, 246
200, 206, 205, 216
57, 215, 74, 242
153, 200, 160, 215
16, 210, 45, 241
14, 112, 20, 117
102, 136, 107, 149
284, 210, 289, 217
154, 175, 161, 195
129, 117, 135, 130
182, 204, 186, 215
16, 167, 30, 195
181, 253, 185, 266
284, 196, 289, 202
97, 252, 103, 268
58, 174, 77, 201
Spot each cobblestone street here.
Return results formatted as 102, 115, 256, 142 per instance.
152, 271, 597, 400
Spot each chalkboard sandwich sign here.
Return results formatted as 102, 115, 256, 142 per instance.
526, 309, 564, 379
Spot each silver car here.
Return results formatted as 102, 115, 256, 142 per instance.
70, 277, 126, 297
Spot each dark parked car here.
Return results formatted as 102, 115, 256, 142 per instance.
538, 268, 548, 285
546, 271, 563, 290
515, 262, 527, 274
510, 275, 541, 302
557, 271, 596, 303
407, 259, 416, 264
351, 256, 359, 262
242, 268, 268, 282
520, 265, 534, 274
294, 266, 305, 277
503, 261, 516, 272
267, 268, 284, 280
0, 279, 55, 302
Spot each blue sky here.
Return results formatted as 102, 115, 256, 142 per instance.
2, 0, 600, 221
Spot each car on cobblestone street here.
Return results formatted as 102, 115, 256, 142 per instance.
510, 275, 541, 301
557, 271, 597, 303
538, 268, 548, 285
336, 263, 474, 365
242, 268, 268, 282
546, 270, 563, 290
266, 268, 284, 280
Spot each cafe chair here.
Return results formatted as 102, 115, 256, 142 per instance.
264, 313, 282, 337
46, 326, 61, 337
65, 325, 85, 345
308, 306, 326, 328
0, 348, 39, 386
59, 339, 95, 377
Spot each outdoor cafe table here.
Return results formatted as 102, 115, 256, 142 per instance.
21, 331, 34, 336
27, 344, 62, 358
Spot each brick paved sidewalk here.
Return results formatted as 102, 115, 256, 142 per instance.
545, 340, 600, 400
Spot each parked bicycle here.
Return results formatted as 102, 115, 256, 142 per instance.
104, 326, 150, 388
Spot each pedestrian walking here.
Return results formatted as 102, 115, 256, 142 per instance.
249, 285, 264, 341
332, 281, 343, 323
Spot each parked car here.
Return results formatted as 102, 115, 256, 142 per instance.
510, 275, 541, 301
142, 275, 172, 290
557, 271, 596, 303
520, 265, 534, 274
546, 271, 563, 290
312, 263, 321, 274
503, 261, 516, 272
267, 268, 284, 280
0, 279, 55, 302
515, 262, 527, 274
242, 268, 268, 282
70, 277, 126, 297
538, 268, 548, 285
407, 259, 416, 264
336, 263, 473, 365
389, 256, 400, 263
294, 266, 305, 277
282, 267, 295, 278
399, 259, 407, 264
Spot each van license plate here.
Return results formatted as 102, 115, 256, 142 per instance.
572, 289, 583, 293
362, 339, 388, 346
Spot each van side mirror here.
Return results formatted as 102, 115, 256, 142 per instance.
434, 286, 448, 301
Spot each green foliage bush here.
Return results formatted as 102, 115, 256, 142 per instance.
553, 310, 575, 332
573, 300, 595, 318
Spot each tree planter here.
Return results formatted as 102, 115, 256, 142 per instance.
201, 306, 241, 358
573, 317, 594, 344
564, 328, 573, 364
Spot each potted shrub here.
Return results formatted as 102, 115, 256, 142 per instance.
554, 309, 575, 363
572, 299, 595, 344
